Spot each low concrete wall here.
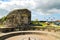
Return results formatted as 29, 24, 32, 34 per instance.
0, 31, 60, 40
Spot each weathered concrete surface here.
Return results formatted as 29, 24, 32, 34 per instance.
5, 34, 57, 40
0, 31, 60, 40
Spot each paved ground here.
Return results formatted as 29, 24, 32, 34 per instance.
6, 34, 59, 40
0, 31, 60, 40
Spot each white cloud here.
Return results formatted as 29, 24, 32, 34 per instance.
0, 16, 2, 18
0, 0, 37, 8
0, 0, 60, 15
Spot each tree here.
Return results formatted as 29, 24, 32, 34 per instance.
35, 18, 39, 24
0, 16, 7, 22
31, 18, 40, 25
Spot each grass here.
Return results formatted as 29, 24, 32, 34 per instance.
0, 24, 5, 28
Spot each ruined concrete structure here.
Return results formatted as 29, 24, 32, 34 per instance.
5, 9, 31, 30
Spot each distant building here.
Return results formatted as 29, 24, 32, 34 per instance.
5, 9, 31, 30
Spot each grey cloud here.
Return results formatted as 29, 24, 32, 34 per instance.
41, 0, 60, 9
36, 0, 60, 14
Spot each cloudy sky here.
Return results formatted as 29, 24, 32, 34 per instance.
0, 0, 60, 21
